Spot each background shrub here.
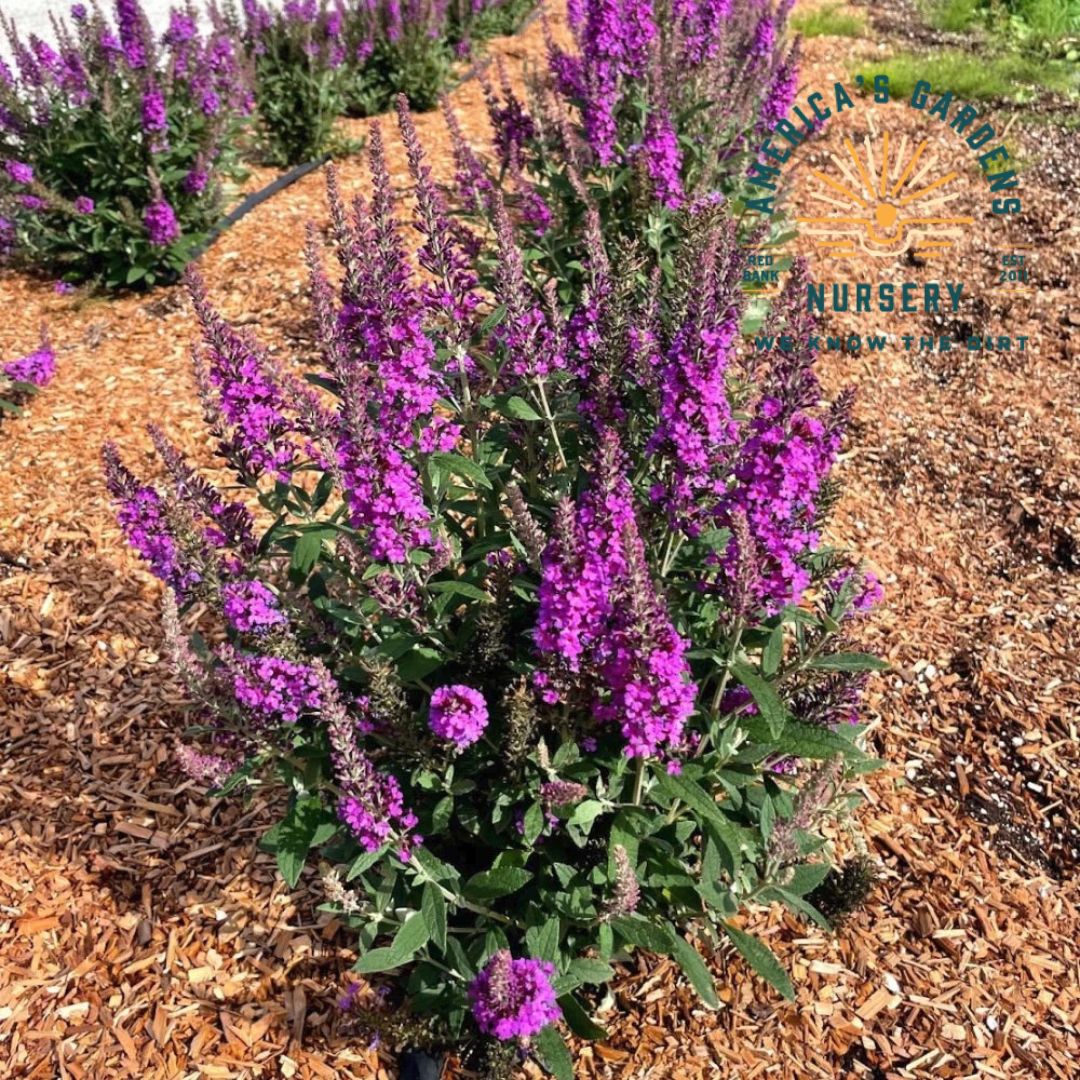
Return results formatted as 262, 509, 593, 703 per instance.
339, 0, 453, 117
0, 0, 250, 288
218, 0, 350, 165
448, 0, 802, 288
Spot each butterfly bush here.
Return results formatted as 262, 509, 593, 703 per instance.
218, 0, 538, 166
106, 101, 882, 1076
451, 0, 800, 280
0, 0, 250, 288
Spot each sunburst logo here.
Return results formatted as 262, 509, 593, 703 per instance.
796, 120, 975, 262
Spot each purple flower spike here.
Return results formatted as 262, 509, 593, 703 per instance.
141, 85, 168, 134
143, 199, 179, 245
469, 951, 561, 1041
5, 159, 33, 185
429, 684, 489, 749
4, 335, 55, 386
222, 579, 288, 634
228, 651, 322, 724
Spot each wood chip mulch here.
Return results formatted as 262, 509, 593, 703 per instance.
1, 2, 1078, 1077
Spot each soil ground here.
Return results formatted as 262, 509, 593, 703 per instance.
1, 2, 1078, 1078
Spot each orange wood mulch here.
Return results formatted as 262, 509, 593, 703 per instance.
1, 2, 1078, 1077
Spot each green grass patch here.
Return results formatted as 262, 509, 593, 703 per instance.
854, 49, 1079, 101
926, 0, 982, 31
791, 4, 865, 37
1005, 0, 1080, 38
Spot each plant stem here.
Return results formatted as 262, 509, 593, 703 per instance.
533, 377, 567, 470
710, 618, 744, 716
631, 757, 647, 806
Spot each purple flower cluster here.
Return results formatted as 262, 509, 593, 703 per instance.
143, 199, 179, 245
5, 159, 33, 185
103, 443, 202, 600
189, 271, 297, 483
300, 124, 480, 563
147, 423, 257, 554
716, 397, 844, 611
176, 744, 234, 787
4, 337, 56, 387
536, 431, 696, 758
321, 667, 419, 858
543, 0, 795, 210
73, 196, 94, 214
222, 580, 288, 634
229, 652, 323, 723
116, 0, 150, 69
647, 315, 739, 522
468, 951, 561, 1041
638, 107, 684, 210
552, 0, 657, 165
428, 684, 489, 749
758, 44, 800, 133
539, 780, 588, 807
141, 85, 168, 134
829, 567, 883, 616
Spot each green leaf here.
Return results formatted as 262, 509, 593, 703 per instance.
430, 451, 493, 490
567, 799, 606, 829
291, 529, 330, 578
784, 862, 833, 897
389, 911, 430, 965
654, 771, 743, 874
566, 958, 614, 985
730, 660, 789, 738
422, 882, 447, 952
412, 846, 458, 883
269, 798, 331, 888
498, 394, 542, 421
669, 933, 719, 1008
762, 626, 784, 676
598, 921, 614, 960
761, 886, 831, 930
522, 802, 546, 846
396, 645, 444, 682
464, 866, 532, 901
533, 1024, 574, 1080
722, 922, 795, 1000
558, 993, 607, 1040
806, 652, 888, 672
526, 917, 560, 964
428, 578, 490, 603
610, 914, 671, 954
346, 847, 385, 881
740, 715, 861, 760
353, 947, 400, 974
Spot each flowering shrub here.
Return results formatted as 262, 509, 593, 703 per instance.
451, 0, 801, 280
448, 0, 538, 50
339, 0, 453, 118
218, 0, 350, 166
0, 1, 250, 288
1, 327, 55, 418
106, 104, 882, 1076
225, 0, 531, 164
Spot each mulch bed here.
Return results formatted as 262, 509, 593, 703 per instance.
1, 2, 1078, 1077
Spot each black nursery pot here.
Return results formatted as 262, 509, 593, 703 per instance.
398, 1048, 446, 1080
